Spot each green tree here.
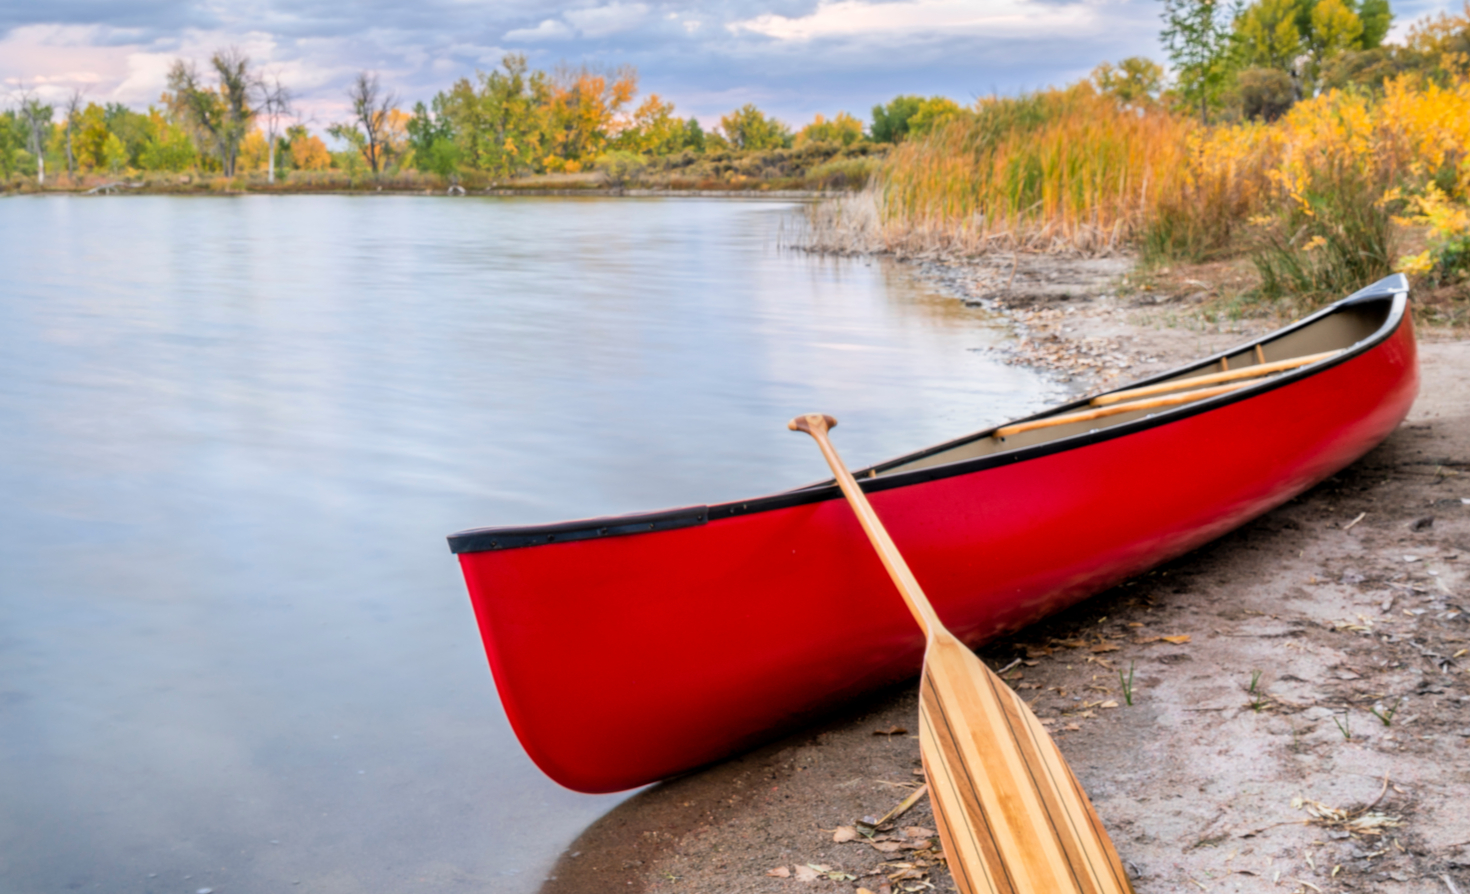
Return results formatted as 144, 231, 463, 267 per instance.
683, 117, 705, 152
0, 110, 21, 179
717, 104, 791, 150
167, 48, 257, 176
1091, 57, 1167, 102
406, 100, 460, 177
437, 54, 551, 177
104, 103, 155, 168
871, 95, 922, 143
1161, 0, 1234, 122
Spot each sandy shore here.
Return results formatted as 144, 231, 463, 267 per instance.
541, 259, 1470, 894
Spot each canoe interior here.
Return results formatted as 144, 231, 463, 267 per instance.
877, 299, 1392, 475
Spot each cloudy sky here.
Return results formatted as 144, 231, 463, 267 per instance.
0, 0, 1454, 132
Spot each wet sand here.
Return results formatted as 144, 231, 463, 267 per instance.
540, 262, 1470, 894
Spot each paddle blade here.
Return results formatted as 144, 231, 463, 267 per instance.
918, 634, 1134, 894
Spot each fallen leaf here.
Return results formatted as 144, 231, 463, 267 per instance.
1090, 643, 1121, 653
767, 866, 791, 878
857, 889, 877, 894
873, 726, 909, 736
1133, 635, 1161, 644
902, 826, 936, 838
794, 864, 820, 882
1161, 634, 1191, 644
871, 840, 904, 853
833, 826, 860, 843
1062, 722, 1082, 731
1053, 639, 1088, 649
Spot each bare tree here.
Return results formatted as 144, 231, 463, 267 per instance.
255, 74, 292, 184
16, 92, 52, 184
167, 48, 257, 176
63, 89, 83, 178
336, 72, 397, 174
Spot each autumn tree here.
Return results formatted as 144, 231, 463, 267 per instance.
285, 125, 332, 171
16, 93, 52, 183
794, 112, 865, 147
716, 104, 790, 150
329, 72, 396, 175
614, 94, 701, 155
543, 64, 637, 170
167, 48, 257, 176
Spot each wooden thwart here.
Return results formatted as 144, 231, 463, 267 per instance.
1091, 350, 1340, 406
790, 413, 1134, 894
992, 349, 1341, 439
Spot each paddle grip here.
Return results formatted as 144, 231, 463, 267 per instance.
787, 413, 838, 434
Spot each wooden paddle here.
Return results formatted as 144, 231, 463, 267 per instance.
790, 413, 1134, 894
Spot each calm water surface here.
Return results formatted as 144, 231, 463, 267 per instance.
0, 195, 1051, 893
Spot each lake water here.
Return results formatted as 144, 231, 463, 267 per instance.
0, 195, 1051, 893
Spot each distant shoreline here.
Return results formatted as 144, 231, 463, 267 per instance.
0, 185, 836, 200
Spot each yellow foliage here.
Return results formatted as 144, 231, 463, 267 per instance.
876, 71, 1470, 256
291, 134, 331, 171
239, 130, 269, 171
795, 112, 865, 147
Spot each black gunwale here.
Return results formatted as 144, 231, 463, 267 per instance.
448, 277, 1409, 555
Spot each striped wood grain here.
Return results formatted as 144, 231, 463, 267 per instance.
919, 634, 1134, 894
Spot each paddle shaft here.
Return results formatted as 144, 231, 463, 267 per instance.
788, 413, 942, 638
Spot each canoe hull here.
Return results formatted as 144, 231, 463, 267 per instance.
456, 292, 1417, 793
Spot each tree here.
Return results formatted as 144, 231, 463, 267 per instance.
256, 75, 291, 183
330, 72, 396, 175
1235, 0, 1305, 70
906, 97, 962, 136
717, 104, 790, 150
16, 93, 52, 184
614, 94, 694, 155
1092, 57, 1167, 103
543, 64, 637, 170
794, 111, 866, 147
63, 90, 83, 178
167, 48, 257, 176
284, 125, 331, 171
0, 110, 20, 178
1161, 0, 1234, 122
406, 100, 460, 177
437, 54, 551, 177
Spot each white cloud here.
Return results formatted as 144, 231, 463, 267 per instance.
564, 3, 650, 37
729, 0, 1097, 42
504, 18, 574, 41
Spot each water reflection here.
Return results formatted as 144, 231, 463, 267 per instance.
0, 195, 1050, 893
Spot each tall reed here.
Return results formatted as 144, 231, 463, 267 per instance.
875, 85, 1192, 254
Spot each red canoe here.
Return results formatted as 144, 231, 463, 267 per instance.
449, 275, 1417, 794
